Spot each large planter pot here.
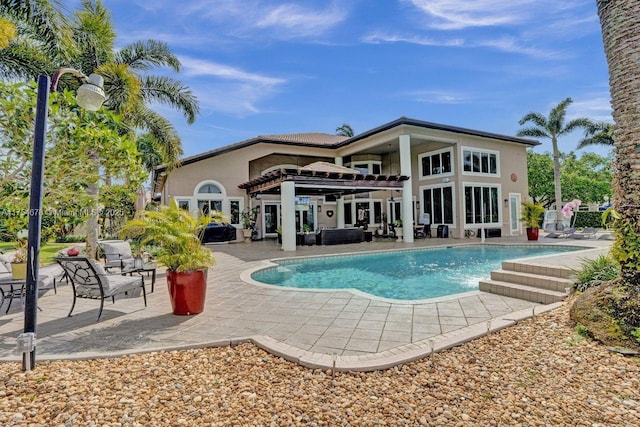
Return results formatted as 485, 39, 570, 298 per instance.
526, 227, 539, 241
166, 269, 208, 315
11, 262, 26, 280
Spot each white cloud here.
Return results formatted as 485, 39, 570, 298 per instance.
178, 56, 285, 86
254, 3, 347, 38
363, 32, 464, 47
363, 32, 557, 59
407, 0, 537, 30
570, 96, 613, 123
190, 0, 347, 40
406, 90, 470, 104
175, 57, 286, 116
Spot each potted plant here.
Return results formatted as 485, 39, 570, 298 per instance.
122, 200, 227, 315
11, 239, 28, 280
393, 219, 403, 240
521, 201, 545, 241
240, 207, 258, 241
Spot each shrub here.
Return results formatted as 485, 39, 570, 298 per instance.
575, 323, 590, 338
573, 211, 613, 229
574, 255, 620, 292
55, 234, 87, 243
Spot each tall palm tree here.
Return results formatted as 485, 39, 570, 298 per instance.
578, 121, 614, 149
517, 98, 592, 229
336, 123, 354, 137
67, 0, 198, 166
596, 0, 640, 288
64, 0, 199, 256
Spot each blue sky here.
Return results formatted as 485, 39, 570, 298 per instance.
64, 0, 611, 158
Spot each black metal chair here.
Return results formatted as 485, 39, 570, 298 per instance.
414, 223, 431, 239
98, 240, 135, 272
56, 256, 147, 321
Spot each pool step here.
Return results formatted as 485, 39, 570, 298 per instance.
479, 261, 575, 304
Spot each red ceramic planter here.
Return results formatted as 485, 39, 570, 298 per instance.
166, 269, 207, 315
526, 227, 539, 241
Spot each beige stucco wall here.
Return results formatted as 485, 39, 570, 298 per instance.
160, 126, 531, 241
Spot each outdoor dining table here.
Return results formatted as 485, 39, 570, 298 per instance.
0, 274, 48, 314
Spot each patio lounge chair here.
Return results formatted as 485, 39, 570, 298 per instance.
56, 255, 146, 321
569, 227, 598, 239
544, 227, 575, 239
99, 240, 135, 272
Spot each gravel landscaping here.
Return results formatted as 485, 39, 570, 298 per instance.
1, 303, 639, 426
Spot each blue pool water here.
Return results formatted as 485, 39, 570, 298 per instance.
251, 245, 581, 300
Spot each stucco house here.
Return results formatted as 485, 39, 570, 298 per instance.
152, 117, 539, 251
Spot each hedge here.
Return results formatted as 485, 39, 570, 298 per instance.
572, 211, 612, 229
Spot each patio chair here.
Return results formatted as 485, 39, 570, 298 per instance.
569, 227, 598, 239
56, 255, 147, 321
544, 227, 575, 239
98, 240, 135, 272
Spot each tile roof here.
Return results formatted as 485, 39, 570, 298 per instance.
260, 133, 348, 145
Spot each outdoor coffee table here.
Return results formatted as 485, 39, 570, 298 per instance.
122, 263, 157, 293
0, 275, 48, 313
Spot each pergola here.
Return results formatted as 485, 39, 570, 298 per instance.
238, 162, 409, 250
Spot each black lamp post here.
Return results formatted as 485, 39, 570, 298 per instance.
20, 70, 105, 371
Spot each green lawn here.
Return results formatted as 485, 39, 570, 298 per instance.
0, 241, 80, 265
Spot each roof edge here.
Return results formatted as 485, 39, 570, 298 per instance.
336, 116, 540, 147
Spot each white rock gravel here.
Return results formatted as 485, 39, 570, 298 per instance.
1, 304, 639, 426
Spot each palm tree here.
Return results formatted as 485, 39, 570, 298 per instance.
517, 98, 592, 229
336, 123, 354, 137
63, 0, 199, 256
2, 0, 199, 256
596, 0, 640, 288
67, 1, 198, 166
578, 121, 614, 149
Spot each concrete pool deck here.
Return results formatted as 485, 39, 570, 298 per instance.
0, 235, 612, 371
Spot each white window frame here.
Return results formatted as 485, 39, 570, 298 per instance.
419, 183, 456, 227
462, 182, 502, 227
175, 199, 191, 211
461, 147, 500, 177
344, 198, 383, 227
418, 147, 454, 180
345, 161, 382, 174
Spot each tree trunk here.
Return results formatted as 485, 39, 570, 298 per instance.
597, 0, 640, 289
551, 136, 563, 230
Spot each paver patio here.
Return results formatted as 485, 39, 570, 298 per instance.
0, 236, 611, 371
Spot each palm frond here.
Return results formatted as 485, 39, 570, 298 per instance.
0, 40, 53, 79
140, 75, 199, 124
71, 0, 116, 72
561, 117, 593, 135
517, 127, 550, 139
96, 62, 142, 113
114, 39, 180, 72
0, 0, 72, 60
128, 105, 183, 168
518, 112, 547, 127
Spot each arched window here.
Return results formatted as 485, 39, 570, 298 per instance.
198, 183, 222, 194
194, 181, 226, 217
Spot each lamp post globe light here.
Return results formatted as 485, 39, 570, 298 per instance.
20, 70, 105, 371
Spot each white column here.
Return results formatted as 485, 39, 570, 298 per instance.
399, 134, 414, 243
335, 156, 345, 228
281, 181, 297, 251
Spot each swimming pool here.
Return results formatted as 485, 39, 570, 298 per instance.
251, 245, 581, 300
